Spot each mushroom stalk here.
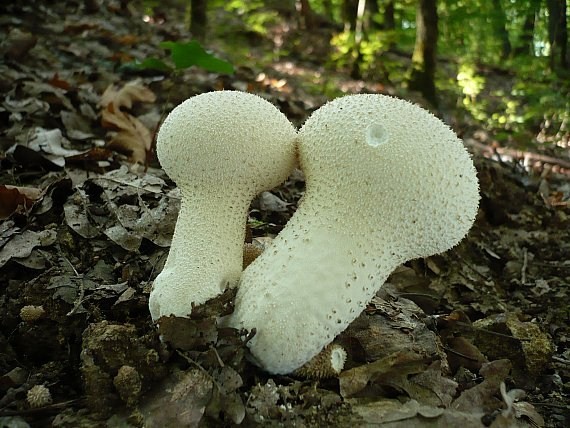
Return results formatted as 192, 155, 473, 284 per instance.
150, 190, 252, 320
229, 203, 403, 374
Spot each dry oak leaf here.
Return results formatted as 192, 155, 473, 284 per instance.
100, 81, 156, 110
100, 82, 156, 164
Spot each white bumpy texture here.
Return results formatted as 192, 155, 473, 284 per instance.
149, 91, 296, 320
229, 94, 480, 374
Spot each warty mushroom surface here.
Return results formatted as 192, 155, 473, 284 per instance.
149, 91, 297, 320
229, 94, 480, 374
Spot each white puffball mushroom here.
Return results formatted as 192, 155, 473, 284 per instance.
149, 91, 296, 320
230, 94, 479, 374
20, 305, 45, 322
27, 385, 52, 408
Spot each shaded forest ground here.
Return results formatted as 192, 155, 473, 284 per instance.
0, 1, 569, 427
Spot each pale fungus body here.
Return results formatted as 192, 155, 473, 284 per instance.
295, 344, 347, 379
27, 385, 52, 408
149, 91, 296, 320
230, 94, 480, 374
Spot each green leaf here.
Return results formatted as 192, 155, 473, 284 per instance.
160, 40, 234, 74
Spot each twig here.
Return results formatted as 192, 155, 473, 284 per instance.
551, 356, 570, 365
526, 402, 570, 409
210, 346, 225, 368
0, 399, 82, 416
465, 138, 570, 174
60, 255, 86, 316
454, 254, 491, 281
61, 254, 80, 277
442, 345, 481, 362
521, 247, 528, 285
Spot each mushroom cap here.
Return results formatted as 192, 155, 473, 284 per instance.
298, 94, 479, 259
156, 90, 296, 195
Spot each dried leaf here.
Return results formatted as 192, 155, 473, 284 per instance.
446, 336, 488, 373
339, 351, 430, 398
99, 80, 156, 162
473, 313, 554, 383
60, 110, 94, 140
63, 196, 100, 239
452, 359, 512, 412
0, 185, 42, 219
409, 361, 458, 407
100, 81, 156, 110
139, 369, 213, 427
157, 316, 218, 351
2, 28, 37, 60
0, 221, 19, 247
258, 191, 291, 213
0, 229, 56, 268
26, 127, 85, 166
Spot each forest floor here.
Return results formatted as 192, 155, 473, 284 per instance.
0, 2, 569, 427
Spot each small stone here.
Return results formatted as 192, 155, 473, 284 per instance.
113, 365, 142, 407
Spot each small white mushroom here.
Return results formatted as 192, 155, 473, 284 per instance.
149, 91, 296, 320
20, 305, 45, 322
295, 344, 347, 379
27, 385, 52, 408
229, 94, 479, 374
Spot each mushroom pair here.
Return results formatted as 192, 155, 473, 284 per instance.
150, 91, 480, 375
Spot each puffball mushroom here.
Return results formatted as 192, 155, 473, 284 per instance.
149, 91, 296, 320
229, 94, 479, 374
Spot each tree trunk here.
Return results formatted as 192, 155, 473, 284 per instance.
384, 1, 395, 30
190, 0, 207, 41
343, 0, 359, 31
546, 0, 567, 68
514, 0, 540, 56
368, 0, 381, 30
298, 0, 315, 30
350, 0, 368, 79
323, 0, 334, 19
408, 0, 438, 106
492, 0, 511, 59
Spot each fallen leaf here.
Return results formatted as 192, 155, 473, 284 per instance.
25, 127, 85, 167
0, 185, 42, 219
258, 191, 291, 212
139, 369, 213, 427
63, 191, 101, 239
99, 82, 156, 163
339, 350, 430, 398
452, 359, 511, 412
409, 361, 458, 407
100, 81, 156, 111
0, 229, 56, 268
446, 336, 488, 373
473, 313, 554, 384
2, 28, 37, 60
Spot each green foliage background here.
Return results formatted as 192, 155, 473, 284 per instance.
141, 0, 568, 150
